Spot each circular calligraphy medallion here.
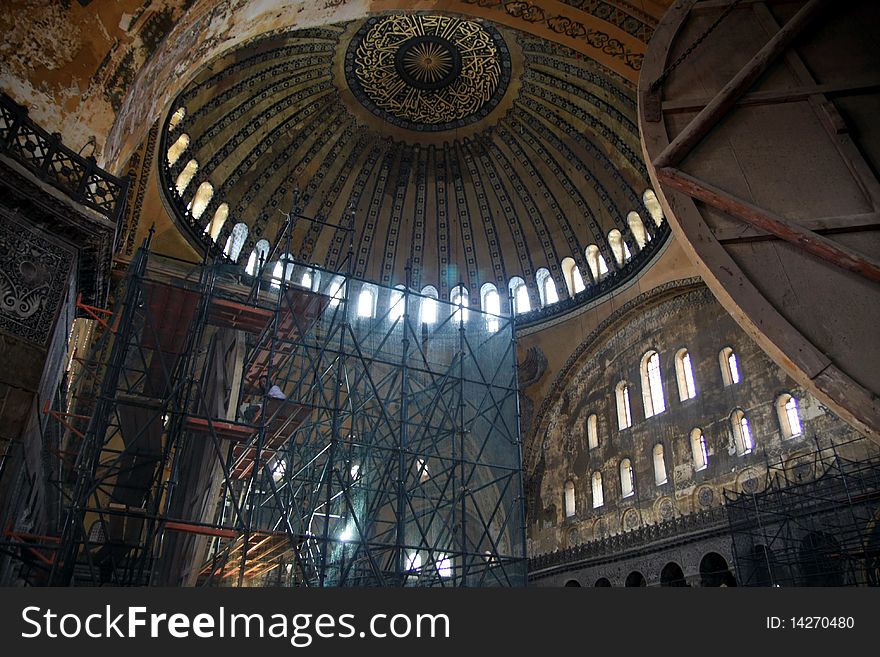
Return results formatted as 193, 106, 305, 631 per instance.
345, 14, 511, 131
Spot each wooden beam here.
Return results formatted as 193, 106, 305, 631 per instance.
661, 78, 880, 113
656, 167, 880, 284
164, 521, 238, 539
653, 0, 832, 169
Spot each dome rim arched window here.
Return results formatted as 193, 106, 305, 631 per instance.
223, 222, 248, 262
643, 188, 664, 227
450, 284, 469, 322
357, 283, 378, 319
508, 277, 530, 315
561, 257, 585, 297
480, 282, 501, 332
389, 284, 406, 321
244, 239, 270, 276
420, 285, 439, 324
535, 268, 559, 307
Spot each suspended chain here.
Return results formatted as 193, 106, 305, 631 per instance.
650, 0, 747, 91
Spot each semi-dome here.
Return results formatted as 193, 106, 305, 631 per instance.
159, 13, 668, 321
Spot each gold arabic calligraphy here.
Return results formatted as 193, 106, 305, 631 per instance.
354, 15, 503, 126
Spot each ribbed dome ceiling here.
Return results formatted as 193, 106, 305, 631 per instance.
160, 14, 667, 317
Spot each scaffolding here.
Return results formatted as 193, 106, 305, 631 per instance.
726, 436, 880, 587
15, 207, 526, 587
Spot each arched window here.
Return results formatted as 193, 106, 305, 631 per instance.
585, 244, 609, 281
691, 428, 709, 471
270, 253, 295, 288
535, 268, 559, 307
175, 159, 198, 195
643, 189, 664, 226
168, 107, 186, 130
674, 348, 697, 401
389, 285, 406, 321
327, 276, 346, 308
653, 443, 667, 485
608, 229, 630, 265
480, 283, 501, 332
205, 202, 228, 241
300, 267, 320, 291
450, 285, 469, 322
508, 277, 530, 314
627, 211, 650, 249
641, 350, 666, 418
587, 414, 599, 450
615, 381, 632, 430
223, 222, 248, 261
620, 458, 634, 497
591, 471, 604, 508
731, 409, 754, 455
188, 181, 213, 220
245, 239, 269, 275
357, 284, 377, 318
776, 393, 803, 438
719, 347, 741, 386
437, 554, 452, 578
166, 133, 190, 166
563, 480, 576, 518
561, 257, 586, 296
420, 286, 438, 324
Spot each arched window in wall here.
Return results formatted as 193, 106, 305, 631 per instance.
776, 393, 803, 438
168, 107, 186, 130
674, 348, 697, 401
420, 285, 438, 324
480, 283, 500, 332
188, 181, 213, 220
389, 285, 406, 321
620, 458, 634, 498
535, 268, 559, 307
563, 480, 576, 518
616, 381, 632, 430
585, 245, 609, 281
450, 285, 469, 322
245, 239, 269, 275
643, 189, 664, 226
641, 350, 666, 418
509, 277, 530, 314
731, 409, 754, 455
608, 229, 630, 265
587, 414, 599, 450
175, 159, 198, 195
357, 284, 378, 318
205, 202, 228, 241
719, 347, 741, 386
627, 211, 650, 249
223, 222, 248, 262
691, 428, 709, 471
561, 257, 586, 297
301, 267, 320, 292
653, 444, 667, 485
327, 276, 346, 308
271, 253, 295, 288
166, 133, 190, 166
591, 472, 604, 508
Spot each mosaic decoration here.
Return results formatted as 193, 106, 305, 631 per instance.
345, 14, 511, 131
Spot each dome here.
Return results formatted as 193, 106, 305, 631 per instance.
159, 13, 668, 320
